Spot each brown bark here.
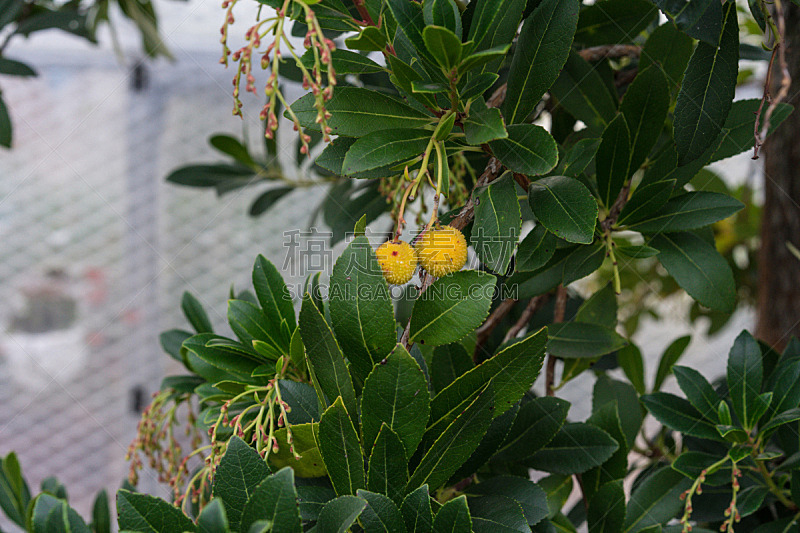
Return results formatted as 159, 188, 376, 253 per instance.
757, 4, 800, 350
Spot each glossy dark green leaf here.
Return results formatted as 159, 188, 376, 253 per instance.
464, 103, 507, 145
516, 225, 559, 272
0, 57, 36, 77
596, 113, 631, 208
653, 335, 691, 391
319, 397, 365, 496
575, 283, 618, 329
424, 0, 461, 37
459, 71, 501, 100
181, 291, 213, 333
503, 0, 579, 124
575, 0, 657, 45
166, 163, 254, 189
182, 334, 261, 379
91, 489, 111, 533
582, 402, 628, 502
525, 422, 619, 475
651, 0, 716, 41
766, 358, 800, 420
588, 481, 625, 533
466, 0, 526, 71
493, 396, 570, 461
228, 299, 282, 351
431, 344, 473, 394
249, 187, 293, 216
430, 328, 547, 423
727, 330, 763, 429
467, 476, 548, 527
617, 344, 645, 394
550, 50, 618, 130
489, 124, 559, 176
343, 129, 430, 174
345, 26, 388, 51
410, 271, 496, 346
197, 499, 230, 533
650, 232, 736, 313
401, 485, 433, 533
593, 376, 642, 448
253, 254, 296, 333
560, 138, 601, 178
621, 67, 669, 172
710, 99, 794, 163
449, 405, 518, 481
673, 2, 738, 165
301, 48, 384, 74
529, 176, 598, 244
641, 392, 721, 440
211, 437, 269, 531
432, 495, 472, 532
624, 467, 691, 532
316, 495, 367, 533
562, 242, 605, 286
361, 344, 430, 457
357, 489, 407, 533
423, 25, 462, 70
116, 490, 196, 533
330, 236, 396, 385
297, 485, 334, 522
673, 365, 719, 421
469, 495, 528, 533
639, 22, 694, 89
367, 424, 409, 505
471, 174, 521, 274
240, 468, 301, 533
299, 294, 358, 425
617, 180, 675, 226
290, 87, 431, 136
628, 192, 744, 233
547, 322, 627, 358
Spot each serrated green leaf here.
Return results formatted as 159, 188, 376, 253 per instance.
624, 467, 691, 532
211, 436, 269, 531
711, 99, 794, 163
466, 0, 526, 72
673, 365, 719, 422
621, 67, 670, 172
345, 26, 388, 51
368, 425, 410, 505
401, 485, 433, 533
529, 176, 598, 244
628, 192, 744, 233
357, 490, 407, 533
493, 396, 570, 461
562, 242, 605, 286
588, 481, 626, 533
116, 490, 196, 533
653, 335, 691, 392
640, 23, 694, 90
525, 422, 619, 475
464, 103, 507, 145
301, 48, 384, 74
467, 476, 548, 527
432, 495, 472, 532
471, 174, 520, 274
197, 499, 230, 533
240, 468, 301, 533
319, 397, 365, 496
316, 495, 367, 533
469, 494, 528, 533
343, 129, 430, 174
727, 330, 763, 430
641, 392, 721, 440
431, 344, 473, 394
423, 25, 462, 70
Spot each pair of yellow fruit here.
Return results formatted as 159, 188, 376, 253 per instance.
375, 225, 468, 284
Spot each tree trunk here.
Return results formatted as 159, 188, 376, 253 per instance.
757, 4, 800, 350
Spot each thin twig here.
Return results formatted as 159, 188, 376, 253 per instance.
474, 298, 518, 360
753, 45, 778, 159
578, 44, 641, 62
503, 294, 551, 343
352, 0, 375, 26
545, 286, 568, 397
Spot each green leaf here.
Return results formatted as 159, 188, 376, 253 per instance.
641, 392, 721, 441
29, 494, 60, 533
628, 192, 744, 233
197, 499, 230, 533
465, 103, 507, 145
209, 134, 253, 165
290, 87, 431, 136
623, 467, 691, 532
357, 490, 407, 533
560, 138, 601, 178
301, 48, 384, 74
471, 174, 521, 274
182, 334, 261, 379
466, 476, 548, 527
182, 291, 213, 333
297, 485, 334, 521
319, 397, 365, 496
330, 236, 396, 385
672, 451, 731, 486
316, 495, 367, 533
166, 163, 253, 189
538, 475, 573, 520
502, 0, 579, 124
639, 23, 694, 90
431, 328, 548, 423
588, 481, 626, 533
423, 25, 462, 70
469, 495, 528, 533
345, 26, 388, 51
367, 425, 409, 505
562, 242, 605, 286
593, 376, 642, 448
466, 0, 526, 71
575, 0, 657, 45
653, 335, 691, 392
766, 359, 800, 420
410, 271, 496, 346
424, 0, 462, 37
673, 365, 720, 421
489, 124, 559, 176
387, 0, 432, 62
431, 344, 473, 394
407, 385, 494, 492
361, 345, 430, 458
228, 299, 282, 351
240, 468, 301, 533
459, 71, 501, 100
249, 187, 293, 216
550, 50, 618, 130
525, 423, 619, 475
212, 436, 270, 531
450, 406, 519, 482
615, 245, 659, 259
516, 226, 558, 272
575, 283, 618, 329
432, 495, 472, 532
343, 129, 430, 175
459, 47, 510, 75
650, 232, 736, 313
401, 485, 433, 533
116, 490, 196, 533
529, 176, 598, 244
547, 322, 627, 358
727, 330, 763, 429
617, 180, 675, 226
0, 57, 36, 77
621, 67, 670, 172
0, 452, 30, 528
617, 344, 646, 394
650, 0, 717, 42
268, 423, 327, 477
299, 294, 358, 425
673, 2, 738, 165
711, 99, 794, 163
762, 408, 800, 437
91, 489, 111, 533
493, 396, 570, 461
596, 113, 631, 208
253, 255, 295, 333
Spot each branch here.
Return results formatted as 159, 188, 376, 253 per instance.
578, 44, 641, 62
474, 298, 517, 361
503, 293, 551, 343
545, 286, 568, 397
352, 0, 375, 26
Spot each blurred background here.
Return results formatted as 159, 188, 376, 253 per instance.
0, 1, 797, 528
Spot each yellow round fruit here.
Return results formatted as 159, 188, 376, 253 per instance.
376, 240, 418, 285
415, 225, 468, 277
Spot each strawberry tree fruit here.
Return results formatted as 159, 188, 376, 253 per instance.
375, 240, 418, 285
415, 225, 468, 277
